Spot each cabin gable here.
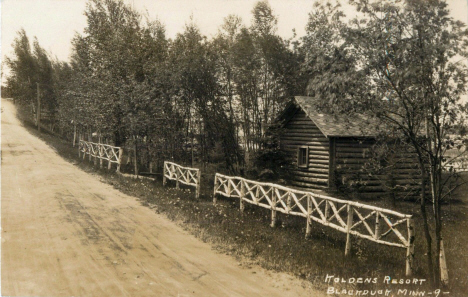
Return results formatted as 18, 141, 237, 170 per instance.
280, 108, 330, 189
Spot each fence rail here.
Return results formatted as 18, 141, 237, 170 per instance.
163, 161, 201, 198
213, 173, 415, 276
79, 140, 123, 171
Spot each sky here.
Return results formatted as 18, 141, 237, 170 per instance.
1, 0, 468, 72
0, 0, 320, 63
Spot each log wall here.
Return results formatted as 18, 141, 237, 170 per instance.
334, 138, 421, 199
280, 109, 329, 189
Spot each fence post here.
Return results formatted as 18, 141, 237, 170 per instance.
133, 137, 139, 176
176, 166, 180, 189
374, 212, 381, 240
163, 162, 167, 186
406, 217, 415, 276
99, 146, 103, 169
440, 239, 449, 285
345, 204, 354, 256
89, 144, 92, 162
271, 187, 277, 228
325, 202, 329, 221
117, 148, 123, 173
255, 186, 260, 205
240, 179, 245, 213
195, 169, 201, 199
73, 123, 77, 147
213, 175, 218, 205
108, 149, 112, 170
83, 144, 86, 160
306, 193, 312, 239
36, 83, 41, 132
94, 145, 98, 166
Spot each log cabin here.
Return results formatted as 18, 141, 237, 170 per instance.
277, 96, 421, 199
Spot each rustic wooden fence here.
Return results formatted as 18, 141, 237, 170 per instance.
163, 161, 201, 198
213, 173, 415, 276
79, 140, 123, 172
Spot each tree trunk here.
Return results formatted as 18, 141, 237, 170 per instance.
432, 163, 443, 288
73, 123, 77, 147
419, 162, 434, 287
133, 135, 139, 176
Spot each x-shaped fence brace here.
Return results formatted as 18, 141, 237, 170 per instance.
213, 173, 415, 276
78, 140, 123, 171
163, 161, 201, 199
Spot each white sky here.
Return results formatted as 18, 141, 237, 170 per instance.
0, 0, 319, 63
1, 0, 467, 70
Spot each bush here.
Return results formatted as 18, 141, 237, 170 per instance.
253, 125, 292, 182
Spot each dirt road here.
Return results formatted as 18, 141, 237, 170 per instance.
1, 99, 323, 297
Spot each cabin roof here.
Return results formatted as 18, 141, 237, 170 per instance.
281, 96, 378, 138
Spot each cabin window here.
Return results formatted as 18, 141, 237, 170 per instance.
297, 146, 309, 168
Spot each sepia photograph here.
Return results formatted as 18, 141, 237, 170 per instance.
1, 0, 468, 296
